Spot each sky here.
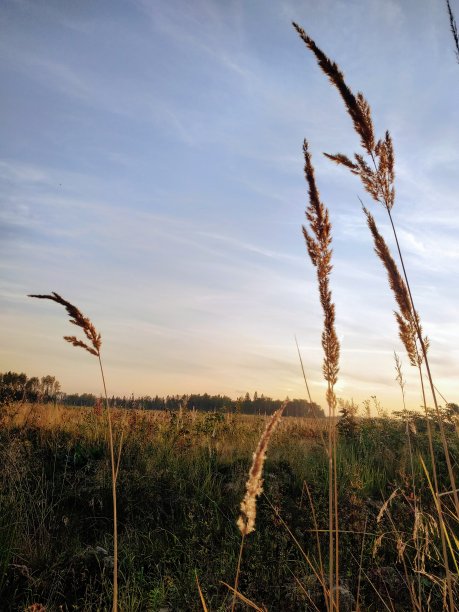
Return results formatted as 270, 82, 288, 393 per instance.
1, 0, 458, 413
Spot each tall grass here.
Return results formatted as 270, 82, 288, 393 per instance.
1, 401, 458, 609
28, 293, 120, 612
293, 22, 458, 610
302, 140, 340, 611
232, 402, 287, 611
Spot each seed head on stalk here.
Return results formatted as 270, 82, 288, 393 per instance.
28, 292, 101, 356
237, 402, 287, 536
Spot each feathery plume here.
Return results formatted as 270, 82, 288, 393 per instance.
237, 402, 287, 536
302, 140, 340, 608
294, 26, 457, 608
363, 208, 428, 366
293, 24, 395, 212
362, 206, 429, 366
28, 292, 101, 356
292, 22, 375, 155
363, 209, 411, 320
29, 291, 120, 611
303, 140, 340, 393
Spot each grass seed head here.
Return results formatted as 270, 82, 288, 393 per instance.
28, 292, 101, 357
237, 403, 287, 536
293, 22, 375, 155
302, 140, 340, 392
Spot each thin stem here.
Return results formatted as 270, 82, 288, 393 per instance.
386, 208, 459, 507
231, 532, 246, 612
98, 355, 118, 612
333, 412, 339, 610
446, 0, 459, 63
327, 381, 335, 612
304, 480, 328, 611
295, 335, 313, 404
395, 353, 422, 602
263, 494, 330, 601
115, 428, 124, 483
295, 336, 327, 451
384, 506, 422, 612
416, 363, 453, 611
355, 516, 368, 612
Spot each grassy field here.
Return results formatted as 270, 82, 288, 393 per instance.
6, 14, 459, 612
0, 402, 458, 611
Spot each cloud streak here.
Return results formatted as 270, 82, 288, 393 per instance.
1, 0, 458, 409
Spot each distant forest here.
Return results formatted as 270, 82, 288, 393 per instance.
0, 371, 325, 418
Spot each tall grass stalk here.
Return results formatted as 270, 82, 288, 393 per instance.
232, 402, 287, 612
292, 26, 458, 609
292, 20, 459, 517
304, 480, 327, 607
195, 572, 209, 612
301, 141, 340, 611
29, 292, 119, 612
362, 208, 453, 604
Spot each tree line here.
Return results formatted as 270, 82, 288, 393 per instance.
0, 371, 325, 417
0, 371, 62, 405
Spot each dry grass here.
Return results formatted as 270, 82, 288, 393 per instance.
1, 400, 457, 609
237, 402, 288, 537
302, 139, 340, 611
28, 293, 119, 612
293, 21, 458, 612
232, 402, 287, 611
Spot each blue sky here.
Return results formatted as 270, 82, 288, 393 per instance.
1, 0, 458, 412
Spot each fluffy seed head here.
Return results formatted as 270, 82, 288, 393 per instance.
237, 402, 287, 536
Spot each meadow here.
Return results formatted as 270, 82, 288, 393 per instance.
2, 11, 459, 612
0, 402, 458, 610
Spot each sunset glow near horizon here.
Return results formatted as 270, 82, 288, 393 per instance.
1, 0, 458, 413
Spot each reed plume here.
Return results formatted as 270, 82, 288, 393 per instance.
29, 292, 119, 612
302, 140, 340, 611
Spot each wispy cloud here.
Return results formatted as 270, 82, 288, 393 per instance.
1, 0, 458, 407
